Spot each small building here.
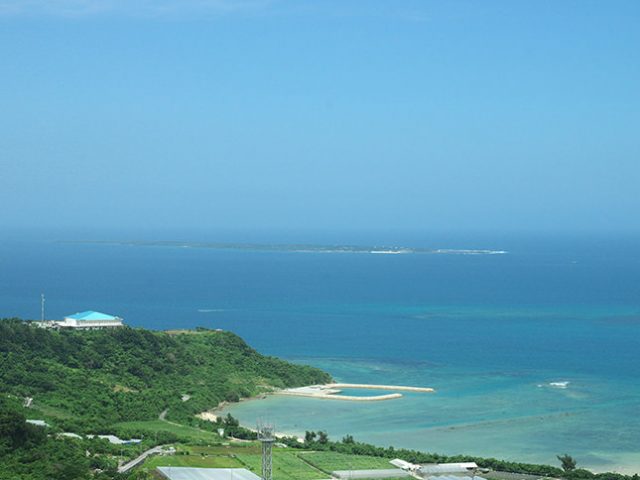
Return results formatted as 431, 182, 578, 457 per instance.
156, 467, 262, 480
421, 476, 485, 480
56, 311, 124, 329
390, 458, 421, 471
86, 434, 141, 444
26, 419, 49, 427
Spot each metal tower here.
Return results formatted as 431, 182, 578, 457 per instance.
257, 422, 274, 480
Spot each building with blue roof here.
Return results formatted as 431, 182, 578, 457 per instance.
57, 310, 124, 329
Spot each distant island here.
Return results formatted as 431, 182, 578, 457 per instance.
64, 240, 508, 255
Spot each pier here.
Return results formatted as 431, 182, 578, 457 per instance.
328, 383, 435, 393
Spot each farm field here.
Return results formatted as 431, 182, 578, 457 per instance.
298, 451, 394, 472
142, 444, 404, 480
114, 420, 221, 442
235, 452, 323, 480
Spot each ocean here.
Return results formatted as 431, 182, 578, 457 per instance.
1, 232, 639, 473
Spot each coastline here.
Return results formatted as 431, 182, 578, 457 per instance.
210, 396, 640, 475
204, 398, 305, 442
204, 381, 436, 443
211, 389, 640, 475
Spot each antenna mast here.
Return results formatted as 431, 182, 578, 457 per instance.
257, 422, 274, 480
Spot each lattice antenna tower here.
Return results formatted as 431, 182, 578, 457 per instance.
257, 421, 275, 480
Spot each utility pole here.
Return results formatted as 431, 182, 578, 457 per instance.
41, 293, 45, 322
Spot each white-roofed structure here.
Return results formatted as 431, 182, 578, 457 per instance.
156, 467, 262, 480
390, 458, 421, 471
332, 469, 411, 479
86, 434, 142, 445
423, 476, 485, 480
26, 419, 49, 427
419, 463, 478, 475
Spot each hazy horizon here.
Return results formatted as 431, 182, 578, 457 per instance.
2, 1, 639, 234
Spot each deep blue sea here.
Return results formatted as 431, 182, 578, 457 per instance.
2, 232, 639, 472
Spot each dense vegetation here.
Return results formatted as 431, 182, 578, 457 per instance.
0, 396, 120, 480
0, 319, 330, 433
0, 318, 330, 479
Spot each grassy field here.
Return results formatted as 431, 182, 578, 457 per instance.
30, 402, 74, 420
298, 451, 394, 472
114, 420, 221, 442
236, 452, 323, 480
145, 454, 243, 469
185, 445, 263, 455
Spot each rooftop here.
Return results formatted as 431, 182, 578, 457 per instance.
65, 311, 120, 321
156, 468, 262, 480
419, 463, 479, 475
333, 469, 410, 479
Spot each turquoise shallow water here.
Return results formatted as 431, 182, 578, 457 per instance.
1, 234, 639, 472
329, 387, 394, 397
222, 353, 640, 472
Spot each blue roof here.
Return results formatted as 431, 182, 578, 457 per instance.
66, 311, 119, 321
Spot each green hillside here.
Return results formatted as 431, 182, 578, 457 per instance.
0, 319, 331, 433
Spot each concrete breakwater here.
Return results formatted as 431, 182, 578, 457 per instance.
277, 383, 435, 401
328, 383, 435, 393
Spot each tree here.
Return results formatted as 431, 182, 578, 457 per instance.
304, 431, 317, 444
317, 431, 329, 444
557, 454, 577, 471
342, 434, 355, 444
0, 397, 30, 448
224, 414, 239, 427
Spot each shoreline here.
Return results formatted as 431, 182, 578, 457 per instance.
210, 392, 640, 475
207, 403, 640, 475
202, 399, 305, 442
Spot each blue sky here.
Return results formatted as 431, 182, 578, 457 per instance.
1, 1, 639, 234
